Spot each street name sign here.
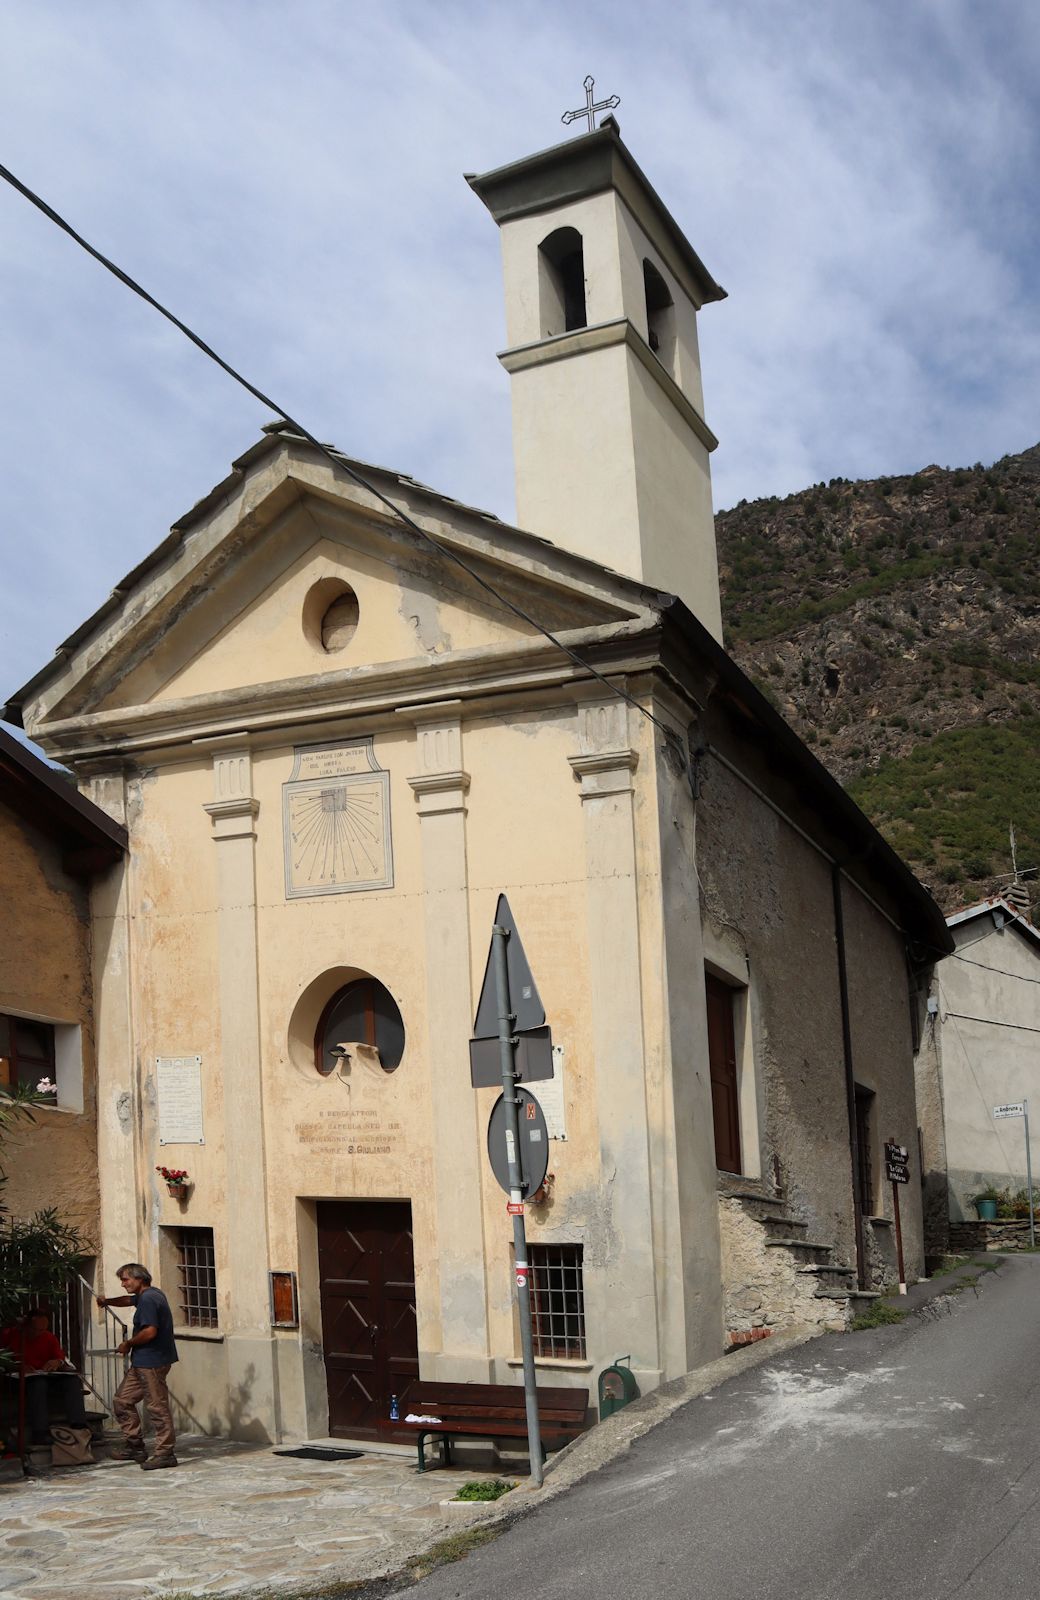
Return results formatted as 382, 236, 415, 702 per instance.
884, 1142, 910, 1184
994, 1103, 1026, 1119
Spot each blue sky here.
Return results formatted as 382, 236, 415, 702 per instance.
1, 0, 1038, 712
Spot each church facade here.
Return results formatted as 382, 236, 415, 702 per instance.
5, 121, 949, 1443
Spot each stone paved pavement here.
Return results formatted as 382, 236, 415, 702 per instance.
0, 1436, 497, 1599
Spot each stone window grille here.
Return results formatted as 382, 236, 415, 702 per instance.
529, 1243, 586, 1360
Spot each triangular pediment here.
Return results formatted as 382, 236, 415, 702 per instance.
12, 433, 653, 743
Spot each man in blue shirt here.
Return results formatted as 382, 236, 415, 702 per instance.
98, 1263, 179, 1469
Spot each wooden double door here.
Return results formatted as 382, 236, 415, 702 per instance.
317, 1200, 419, 1439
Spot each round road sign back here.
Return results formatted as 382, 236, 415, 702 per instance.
486, 1087, 549, 1197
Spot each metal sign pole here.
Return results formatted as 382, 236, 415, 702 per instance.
891, 1180, 906, 1294
1025, 1099, 1035, 1250
492, 922, 544, 1487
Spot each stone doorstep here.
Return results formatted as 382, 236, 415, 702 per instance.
760, 1215, 808, 1228
796, 1264, 856, 1277
816, 1288, 881, 1300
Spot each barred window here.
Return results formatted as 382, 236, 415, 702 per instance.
175, 1228, 218, 1329
529, 1243, 585, 1360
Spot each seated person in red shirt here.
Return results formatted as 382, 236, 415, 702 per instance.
1, 1311, 89, 1444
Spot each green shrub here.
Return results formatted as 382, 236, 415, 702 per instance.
850, 1300, 906, 1331
453, 1479, 516, 1503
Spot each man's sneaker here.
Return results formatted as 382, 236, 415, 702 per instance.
108, 1442, 147, 1463
140, 1454, 178, 1470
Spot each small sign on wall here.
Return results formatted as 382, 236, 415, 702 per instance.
270, 1271, 299, 1328
156, 1056, 205, 1146
535, 1045, 567, 1140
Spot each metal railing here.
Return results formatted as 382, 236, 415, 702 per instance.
73, 1273, 129, 1417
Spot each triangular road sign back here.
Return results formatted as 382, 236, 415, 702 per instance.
472, 894, 546, 1037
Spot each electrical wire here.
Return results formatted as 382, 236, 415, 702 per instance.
0, 158, 690, 773
939, 1010, 1040, 1036
947, 949, 1040, 988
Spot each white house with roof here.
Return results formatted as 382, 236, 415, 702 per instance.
916, 895, 1040, 1251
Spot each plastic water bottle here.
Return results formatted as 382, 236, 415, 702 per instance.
389, 1393, 399, 1421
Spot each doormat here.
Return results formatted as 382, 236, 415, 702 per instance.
277, 1447, 364, 1462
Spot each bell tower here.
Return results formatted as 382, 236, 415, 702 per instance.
468, 117, 727, 641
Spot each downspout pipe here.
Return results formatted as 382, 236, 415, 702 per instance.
832, 862, 867, 1291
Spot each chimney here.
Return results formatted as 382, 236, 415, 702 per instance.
468, 118, 728, 641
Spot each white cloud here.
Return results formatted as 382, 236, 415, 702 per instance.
1, 0, 1037, 707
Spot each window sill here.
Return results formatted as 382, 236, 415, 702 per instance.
173, 1327, 224, 1342
32, 1103, 82, 1117
506, 1357, 593, 1372
866, 1215, 893, 1229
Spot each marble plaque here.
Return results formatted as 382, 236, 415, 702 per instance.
156, 1056, 205, 1145
283, 738, 393, 898
538, 1046, 568, 1140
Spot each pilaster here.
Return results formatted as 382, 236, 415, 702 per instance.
569, 698, 662, 1389
403, 701, 492, 1381
201, 735, 279, 1439
84, 768, 142, 1287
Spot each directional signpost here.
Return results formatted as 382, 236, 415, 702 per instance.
884, 1141, 910, 1293
471, 895, 554, 1487
993, 1101, 1035, 1247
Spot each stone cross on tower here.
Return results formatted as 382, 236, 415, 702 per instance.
561, 75, 620, 134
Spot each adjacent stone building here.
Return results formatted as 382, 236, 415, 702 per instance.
3, 119, 950, 1443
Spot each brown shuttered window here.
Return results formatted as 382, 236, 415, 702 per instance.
705, 974, 742, 1174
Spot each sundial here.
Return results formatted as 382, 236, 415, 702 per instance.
283, 739, 393, 897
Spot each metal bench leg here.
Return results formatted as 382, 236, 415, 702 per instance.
417, 1432, 427, 1473
443, 1436, 453, 1467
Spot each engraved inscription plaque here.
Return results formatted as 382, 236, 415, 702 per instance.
156, 1056, 205, 1146
283, 738, 393, 898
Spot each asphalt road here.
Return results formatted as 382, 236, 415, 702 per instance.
408, 1255, 1040, 1600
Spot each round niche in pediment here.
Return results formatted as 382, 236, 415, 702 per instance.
302, 577, 360, 656
287, 966, 406, 1082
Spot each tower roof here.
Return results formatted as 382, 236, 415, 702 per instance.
466, 117, 726, 310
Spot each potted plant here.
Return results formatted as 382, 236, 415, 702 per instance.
157, 1165, 191, 1201
970, 1185, 1001, 1220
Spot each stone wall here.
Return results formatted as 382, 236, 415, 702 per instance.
718, 1197, 845, 1337
863, 1217, 901, 1290
696, 710, 927, 1294
948, 1219, 1035, 1252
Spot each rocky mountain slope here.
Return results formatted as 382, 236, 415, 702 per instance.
715, 442, 1040, 914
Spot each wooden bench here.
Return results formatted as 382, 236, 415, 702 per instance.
389, 1381, 589, 1472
